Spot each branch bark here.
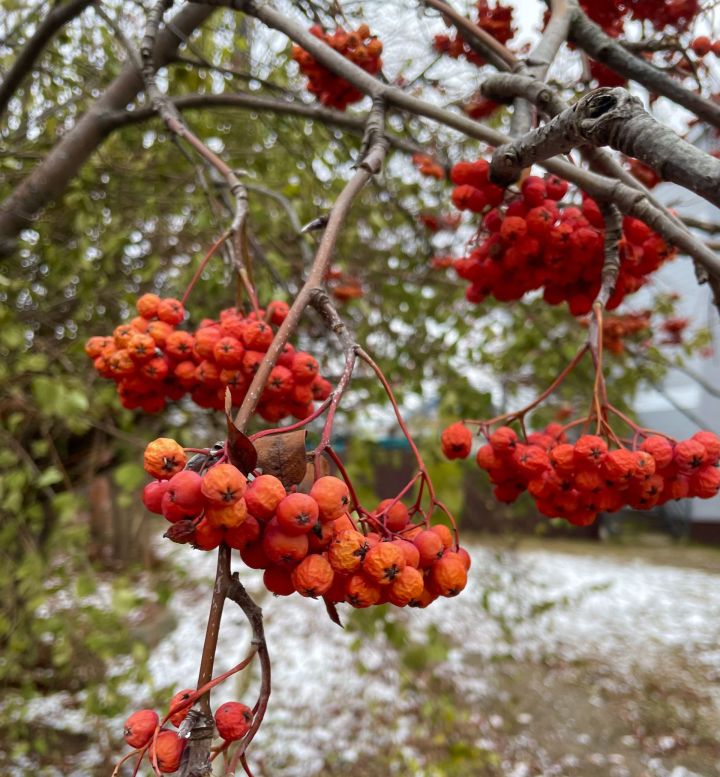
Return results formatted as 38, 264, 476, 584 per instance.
490, 87, 720, 212
101, 92, 431, 159
0, 3, 214, 258
569, 7, 720, 128
0, 0, 97, 120
232, 99, 388, 432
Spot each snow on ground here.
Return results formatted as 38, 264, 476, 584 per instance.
16, 544, 720, 776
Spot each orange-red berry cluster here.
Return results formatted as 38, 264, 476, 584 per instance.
433, 0, 514, 66
442, 422, 720, 527
291, 25, 382, 110
578, 0, 698, 35
122, 695, 252, 772
85, 295, 332, 419
691, 36, 720, 57
449, 160, 676, 315
143, 438, 470, 608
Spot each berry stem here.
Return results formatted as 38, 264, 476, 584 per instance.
181, 230, 231, 306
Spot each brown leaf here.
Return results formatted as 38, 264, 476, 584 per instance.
225, 388, 258, 474
253, 430, 308, 489
164, 520, 196, 544
323, 597, 343, 628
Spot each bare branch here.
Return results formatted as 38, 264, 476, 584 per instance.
101, 92, 432, 159
0, 0, 97, 121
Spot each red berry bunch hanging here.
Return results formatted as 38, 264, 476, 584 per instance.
291, 25, 382, 110
121, 694, 253, 770
433, 1, 515, 66
443, 422, 720, 527
448, 162, 676, 315
142, 439, 470, 608
85, 296, 332, 420
578, 0, 698, 34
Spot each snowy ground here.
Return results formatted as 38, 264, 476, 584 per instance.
13, 543, 720, 776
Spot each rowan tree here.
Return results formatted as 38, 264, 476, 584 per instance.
2, 0, 720, 775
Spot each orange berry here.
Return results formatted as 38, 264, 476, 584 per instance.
456, 546, 472, 570
168, 689, 195, 727
123, 709, 159, 748
388, 565, 424, 606
345, 574, 381, 607
429, 524, 453, 549
392, 538, 420, 568
201, 463, 247, 505
376, 498, 410, 532
127, 332, 157, 363
143, 438, 187, 480
362, 542, 406, 585
245, 474, 286, 520
136, 293, 162, 319
146, 320, 173, 348
329, 529, 369, 573
262, 523, 309, 566
192, 519, 224, 551
204, 498, 248, 529
429, 552, 468, 597
413, 529, 445, 568
275, 493, 319, 535
149, 730, 185, 773
215, 702, 253, 741
309, 476, 351, 521
84, 335, 113, 359
333, 513, 355, 533
291, 554, 334, 597
225, 514, 260, 550
263, 565, 295, 596
157, 297, 185, 325
441, 422, 472, 459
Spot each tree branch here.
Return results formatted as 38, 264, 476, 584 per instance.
490, 87, 720, 212
0, 2, 215, 258
101, 92, 431, 158
233, 98, 388, 431
569, 7, 720, 128
0, 0, 97, 120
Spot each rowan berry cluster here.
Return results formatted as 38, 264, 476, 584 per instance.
449, 160, 676, 315
433, 0, 514, 66
585, 311, 651, 354
291, 25, 382, 110
579, 0, 698, 35
412, 153, 446, 180
122, 695, 252, 772
142, 437, 470, 608
442, 421, 720, 527
85, 295, 332, 419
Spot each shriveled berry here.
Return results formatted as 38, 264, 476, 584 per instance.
201, 463, 246, 505
245, 474, 286, 520
291, 554, 334, 597
144, 438, 187, 480
363, 542, 406, 585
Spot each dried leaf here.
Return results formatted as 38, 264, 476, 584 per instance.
253, 429, 308, 489
225, 388, 258, 474
323, 597, 344, 628
164, 520, 196, 544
